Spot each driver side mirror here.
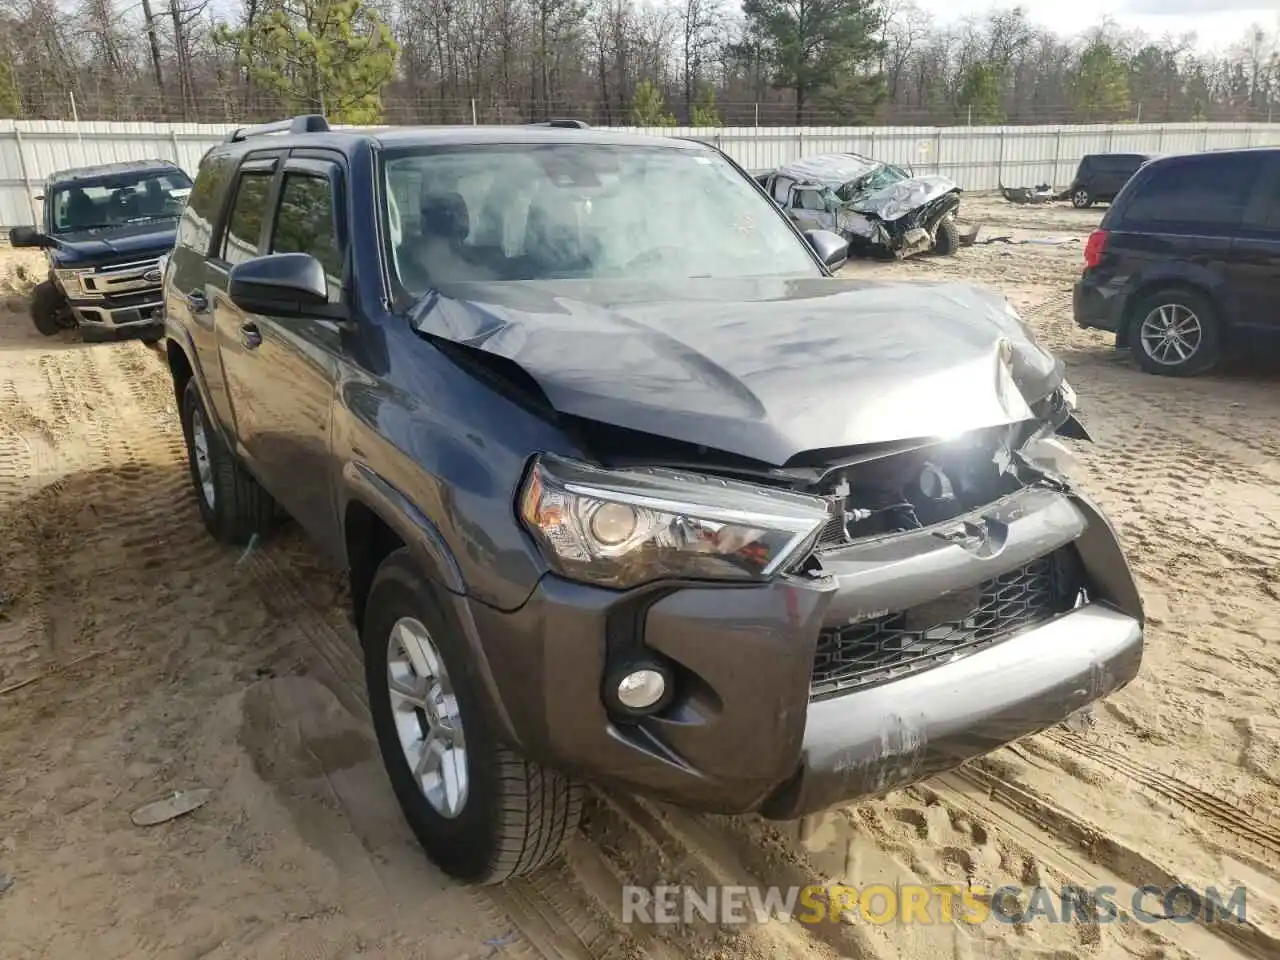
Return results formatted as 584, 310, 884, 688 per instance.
9, 225, 51, 248
228, 252, 331, 317
803, 229, 849, 270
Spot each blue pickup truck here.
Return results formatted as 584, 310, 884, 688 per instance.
9, 158, 191, 342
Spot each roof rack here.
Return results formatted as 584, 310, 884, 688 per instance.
224, 114, 331, 143
524, 119, 591, 129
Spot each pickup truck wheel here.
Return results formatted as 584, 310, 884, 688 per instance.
179, 378, 276, 544
30, 280, 72, 336
364, 548, 583, 884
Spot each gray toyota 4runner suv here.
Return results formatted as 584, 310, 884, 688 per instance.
163, 115, 1144, 885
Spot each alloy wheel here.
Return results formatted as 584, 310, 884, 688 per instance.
386, 616, 469, 819
189, 406, 216, 508
1139, 303, 1203, 367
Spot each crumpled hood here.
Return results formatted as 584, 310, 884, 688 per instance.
49, 220, 179, 269
411, 277, 1063, 467
849, 175, 960, 222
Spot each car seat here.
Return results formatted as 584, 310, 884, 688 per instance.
64, 188, 96, 230
522, 196, 588, 277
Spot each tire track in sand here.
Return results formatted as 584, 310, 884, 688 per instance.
239, 546, 631, 960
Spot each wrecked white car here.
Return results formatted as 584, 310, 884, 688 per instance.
755, 153, 975, 259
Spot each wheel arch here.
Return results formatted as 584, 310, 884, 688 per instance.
339, 461, 523, 746
1117, 273, 1224, 349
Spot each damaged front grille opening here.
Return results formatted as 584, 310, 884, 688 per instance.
809, 547, 1088, 700
806, 422, 1031, 555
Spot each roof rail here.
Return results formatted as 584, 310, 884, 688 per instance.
524, 119, 591, 129
224, 114, 331, 143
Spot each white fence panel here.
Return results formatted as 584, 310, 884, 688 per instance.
3, 119, 1280, 226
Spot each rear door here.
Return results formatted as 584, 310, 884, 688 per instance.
208, 152, 281, 460
217, 152, 351, 558
1227, 152, 1280, 346
166, 150, 239, 429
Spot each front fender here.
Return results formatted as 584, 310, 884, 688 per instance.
337, 460, 523, 746
340, 460, 466, 595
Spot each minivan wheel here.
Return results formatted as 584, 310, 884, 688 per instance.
1129, 288, 1221, 377
1071, 188, 1093, 209
179, 378, 276, 544
364, 548, 584, 885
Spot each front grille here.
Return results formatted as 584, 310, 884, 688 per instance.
79, 259, 162, 299
810, 552, 1075, 700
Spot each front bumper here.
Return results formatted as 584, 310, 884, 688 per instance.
465, 484, 1144, 817
69, 291, 163, 330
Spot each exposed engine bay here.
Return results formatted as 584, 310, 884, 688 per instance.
566, 381, 1086, 570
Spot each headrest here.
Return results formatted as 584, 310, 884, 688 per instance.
420, 192, 469, 243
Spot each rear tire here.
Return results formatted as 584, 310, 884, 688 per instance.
1071, 188, 1093, 209
364, 548, 583, 885
1128, 287, 1221, 377
179, 378, 276, 544
932, 216, 960, 256
30, 280, 71, 336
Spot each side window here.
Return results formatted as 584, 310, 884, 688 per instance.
794, 189, 826, 212
270, 172, 344, 299
220, 171, 274, 265
1121, 154, 1261, 229
178, 152, 233, 254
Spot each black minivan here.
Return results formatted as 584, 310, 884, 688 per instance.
1073, 146, 1280, 376
1066, 153, 1155, 208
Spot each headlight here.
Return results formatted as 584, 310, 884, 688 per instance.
53, 267, 89, 295
518, 453, 830, 589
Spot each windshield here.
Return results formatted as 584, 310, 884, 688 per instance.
382, 142, 822, 294
837, 163, 911, 202
49, 169, 193, 234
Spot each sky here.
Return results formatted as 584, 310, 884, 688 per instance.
913, 0, 1280, 52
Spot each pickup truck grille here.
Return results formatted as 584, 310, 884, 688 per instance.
810, 551, 1076, 700
77, 258, 163, 300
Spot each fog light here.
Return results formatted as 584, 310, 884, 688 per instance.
617, 669, 666, 710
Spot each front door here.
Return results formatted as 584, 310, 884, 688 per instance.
787, 185, 834, 232
212, 153, 351, 559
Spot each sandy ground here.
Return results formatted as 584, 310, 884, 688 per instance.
1, 195, 1279, 960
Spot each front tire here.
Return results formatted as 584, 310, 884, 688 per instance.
364, 548, 583, 884
1128, 287, 1221, 377
1071, 188, 1093, 209
179, 378, 276, 544
30, 280, 72, 336
932, 216, 960, 256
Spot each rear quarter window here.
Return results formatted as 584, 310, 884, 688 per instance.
1112, 153, 1262, 232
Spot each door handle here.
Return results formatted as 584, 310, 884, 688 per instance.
187, 289, 208, 312
240, 321, 262, 349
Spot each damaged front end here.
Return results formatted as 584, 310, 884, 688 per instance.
558, 382, 1143, 816
835, 176, 967, 259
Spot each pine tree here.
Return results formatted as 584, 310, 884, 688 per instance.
629, 80, 676, 126
1071, 41, 1131, 122
742, 0, 885, 122
216, 0, 398, 124
691, 85, 722, 126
